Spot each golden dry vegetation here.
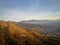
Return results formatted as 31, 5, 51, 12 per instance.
0, 21, 60, 45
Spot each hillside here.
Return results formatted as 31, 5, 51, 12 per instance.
0, 21, 60, 45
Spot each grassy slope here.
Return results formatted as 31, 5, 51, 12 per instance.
0, 21, 60, 45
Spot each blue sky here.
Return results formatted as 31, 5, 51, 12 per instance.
0, 0, 60, 21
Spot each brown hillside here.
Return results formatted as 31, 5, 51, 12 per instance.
28, 29, 48, 40
0, 21, 60, 45
0, 21, 43, 45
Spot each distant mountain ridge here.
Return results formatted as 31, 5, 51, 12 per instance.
20, 20, 60, 26
17, 20, 60, 36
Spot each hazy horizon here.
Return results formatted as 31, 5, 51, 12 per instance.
0, 0, 60, 21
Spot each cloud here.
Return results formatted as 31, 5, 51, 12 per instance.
0, 8, 60, 21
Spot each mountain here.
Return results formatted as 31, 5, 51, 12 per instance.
0, 20, 60, 45
20, 20, 60, 26
17, 20, 60, 36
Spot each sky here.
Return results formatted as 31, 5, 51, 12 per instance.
0, 0, 60, 21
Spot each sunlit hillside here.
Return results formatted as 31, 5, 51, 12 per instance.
0, 21, 60, 45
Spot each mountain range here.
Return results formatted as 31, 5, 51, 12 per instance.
20, 20, 60, 26
17, 20, 60, 35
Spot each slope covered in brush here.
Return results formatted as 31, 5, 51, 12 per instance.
0, 21, 43, 45
0, 21, 60, 45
